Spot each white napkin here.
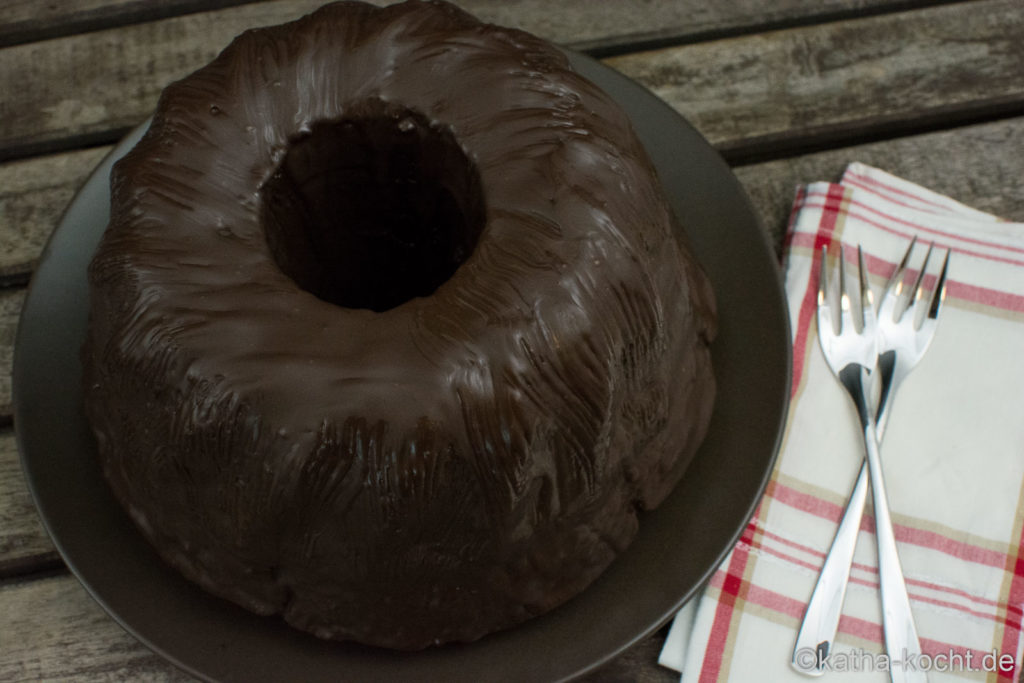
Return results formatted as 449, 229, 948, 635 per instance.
660, 163, 1024, 682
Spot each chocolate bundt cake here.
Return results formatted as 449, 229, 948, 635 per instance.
83, 0, 716, 650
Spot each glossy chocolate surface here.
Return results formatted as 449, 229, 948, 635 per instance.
82, 0, 716, 650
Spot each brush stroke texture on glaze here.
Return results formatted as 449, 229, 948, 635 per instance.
83, 0, 716, 650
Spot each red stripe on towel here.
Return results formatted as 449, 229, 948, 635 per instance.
700, 521, 757, 682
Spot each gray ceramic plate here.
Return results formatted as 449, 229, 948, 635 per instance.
14, 51, 790, 682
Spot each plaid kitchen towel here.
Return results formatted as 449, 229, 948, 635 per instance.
660, 163, 1024, 682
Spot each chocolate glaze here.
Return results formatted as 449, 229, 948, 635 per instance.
82, 0, 717, 650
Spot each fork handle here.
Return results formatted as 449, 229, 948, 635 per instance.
796, 366, 927, 682
793, 358, 922, 678
792, 460, 925, 681
862, 416, 928, 683
791, 459, 869, 675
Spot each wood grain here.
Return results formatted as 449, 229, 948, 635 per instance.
0, 574, 195, 682
0, 147, 110, 282
606, 0, 1024, 161
0, 289, 25, 424
1, 0, 1020, 161
0, 0, 925, 51
451, 0, 919, 56
0, 429, 59, 576
0, 0, 261, 49
735, 117, 1024, 253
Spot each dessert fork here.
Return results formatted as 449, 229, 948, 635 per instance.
794, 244, 939, 683
793, 240, 949, 676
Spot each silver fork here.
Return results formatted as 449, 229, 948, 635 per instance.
793, 240, 949, 677
794, 244, 938, 683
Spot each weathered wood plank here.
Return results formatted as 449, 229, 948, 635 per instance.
0, 147, 111, 283
0, 574, 195, 682
454, 0, 922, 56
735, 117, 1024, 254
0, 429, 60, 576
0, 0, 932, 51
0, 0, 261, 49
0, 571, 671, 682
0, 289, 25, 424
0, 0, 1018, 161
606, 0, 1024, 161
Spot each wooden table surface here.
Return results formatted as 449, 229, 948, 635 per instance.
1, 1, 1022, 680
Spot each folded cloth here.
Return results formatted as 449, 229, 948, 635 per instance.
660, 162, 1024, 682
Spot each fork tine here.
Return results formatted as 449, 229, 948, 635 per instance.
884, 236, 917, 297
903, 242, 935, 327
879, 237, 916, 321
818, 245, 829, 308
909, 242, 935, 306
818, 245, 834, 335
838, 244, 851, 334
857, 245, 875, 329
927, 248, 951, 320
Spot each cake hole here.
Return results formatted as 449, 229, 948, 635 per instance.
260, 101, 485, 312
